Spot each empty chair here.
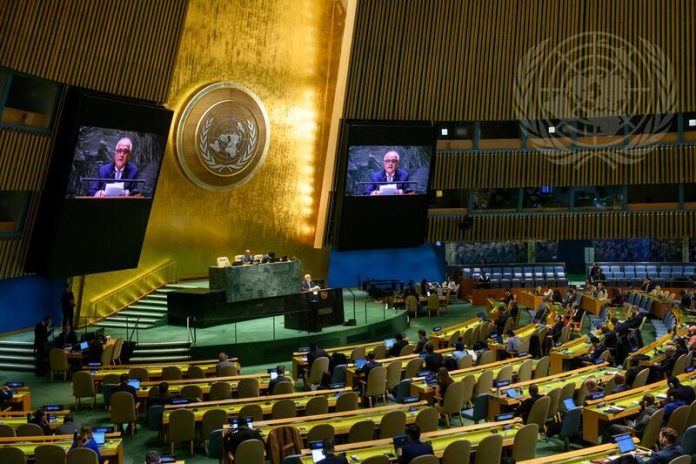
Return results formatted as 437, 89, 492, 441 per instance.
218, 364, 238, 377
110, 391, 138, 435
271, 399, 296, 419
201, 408, 228, 447
460, 375, 476, 408
458, 356, 473, 369
100, 344, 114, 366
496, 365, 513, 384
34, 444, 66, 464
405, 358, 424, 379
558, 406, 583, 450
478, 350, 496, 365
66, 448, 99, 464
633, 368, 650, 388
0, 447, 25, 464
162, 366, 183, 381
475, 370, 494, 396
335, 391, 359, 412
512, 423, 539, 461
209, 381, 232, 400
448, 331, 461, 348
399, 344, 415, 356
462, 394, 489, 424
533, 356, 550, 379
441, 439, 471, 464
681, 425, 696, 456
546, 387, 562, 422
640, 409, 665, 449
437, 381, 466, 427
386, 361, 402, 392
410, 456, 438, 464
238, 403, 264, 422
72, 370, 96, 410
17, 423, 44, 436
475, 433, 503, 464
128, 367, 150, 382
305, 396, 329, 416
667, 405, 690, 435
427, 294, 440, 316
186, 365, 205, 379
373, 345, 387, 359
687, 400, 696, 427
365, 366, 388, 407
180, 384, 203, 401
206, 428, 226, 461
0, 423, 16, 437
307, 423, 335, 444
237, 378, 260, 398
49, 348, 70, 381
667, 456, 691, 464
362, 456, 389, 464
517, 359, 534, 382
168, 408, 196, 455
415, 407, 440, 433
235, 438, 265, 464
348, 419, 376, 443
350, 346, 366, 361
331, 364, 347, 385
379, 410, 406, 438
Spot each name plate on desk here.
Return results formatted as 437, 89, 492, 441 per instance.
209, 260, 302, 303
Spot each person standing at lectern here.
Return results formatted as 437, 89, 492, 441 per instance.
302, 274, 321, 332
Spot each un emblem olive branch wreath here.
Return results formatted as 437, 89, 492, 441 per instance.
198, 117, 258, 173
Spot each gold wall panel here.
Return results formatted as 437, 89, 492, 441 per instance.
345, 0, 696, 121
432, 145, 696, 189
427, 211, 696, 242
79, 0, 347, 311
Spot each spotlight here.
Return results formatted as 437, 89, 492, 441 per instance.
441, 128, 449, 136
689, 119, 696, 127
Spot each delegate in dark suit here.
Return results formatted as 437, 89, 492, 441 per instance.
399, 441, 434, 464
365, 168, 410, 195
88, 162, 139, 196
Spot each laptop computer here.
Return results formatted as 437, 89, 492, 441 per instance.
506, 388, 522, 399
310, 441, 326, 463
563, 398, 576, 410
79, 341, 89, 351
244, 417, 254, 428
229, 418, 239, 430
384, 338, 396, 349
92, 431, 106, 447
268, 368, 278, 380
354, 358, 367, 369
614, 433, 636, 453
127, 379, 140, 390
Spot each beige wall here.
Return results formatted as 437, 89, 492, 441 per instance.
80, 0, 347, 313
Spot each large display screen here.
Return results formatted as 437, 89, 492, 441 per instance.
330, 121, 435, 251
26, 88, 173, 277
66, 126, 165, 199
345, 145, 431, 196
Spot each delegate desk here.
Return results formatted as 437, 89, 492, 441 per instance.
88, 361, 225, 385
488, 323, 537, 357
291, 340, 410, 379
580, 293, 608, 315
550, 335, 590, 374
627, 333, 672, 367
634, 291, 671, 318
0, 410, 70, 431
429, 317, 482, 348
137, 373, 278, 400
3, 386, 31, 411
486, 298, 507, 321
409, 356, 533, 398
0, 433, 123, 464
518, 439, 640, 464
161, 388, 352, 428
345, 349, 454, 387
252, 402, 428, 439
518, 291, 543, 310
298, 419, 524, 464
582, 370, 696, 443
487, 363, 619, 418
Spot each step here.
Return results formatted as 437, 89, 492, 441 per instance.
120, 310, 166, 318
129, 304, 168, 312
0, 354, 35, 362
138, 299, 168, 306
106, 316, 159, 324
131, 347, 191, 355
0, 347, 35, 354
0, 340, 34, 347
0, 362, 34, 371
95, 321, 154, 329
129, 355, 191, 363
136, 340, 192, 348
148, 293, 168, 299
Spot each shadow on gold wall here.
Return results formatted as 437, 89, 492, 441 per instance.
79, 0, 347, 315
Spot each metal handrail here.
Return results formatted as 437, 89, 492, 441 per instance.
88, 260, 177, 326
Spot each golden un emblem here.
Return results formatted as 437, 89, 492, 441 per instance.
175, 82, 270, 190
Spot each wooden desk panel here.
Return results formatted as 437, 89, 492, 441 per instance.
549, 335, 590, 374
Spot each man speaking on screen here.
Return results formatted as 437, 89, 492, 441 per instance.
89, 137, 140, 197
365, 150, 410, 195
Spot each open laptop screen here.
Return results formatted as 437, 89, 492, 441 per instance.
614, 433, 636, 453
309, 441, 326, 463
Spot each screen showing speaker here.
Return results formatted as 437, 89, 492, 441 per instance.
26, 88, 173, 276
331, 120, 435, 251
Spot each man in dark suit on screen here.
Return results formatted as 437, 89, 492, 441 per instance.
88, 137, 140, 196
364, 150, 410, 195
